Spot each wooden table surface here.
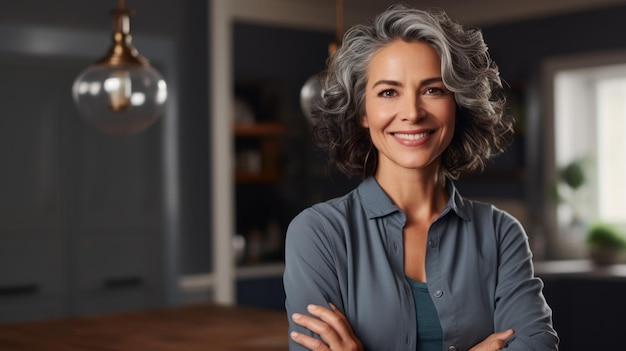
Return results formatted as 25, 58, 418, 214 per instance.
0, 304, 289, 350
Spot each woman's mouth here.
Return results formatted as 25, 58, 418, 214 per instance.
392, 131, 432, 141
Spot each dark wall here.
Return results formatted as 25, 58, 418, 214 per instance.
0, 0, 182, 37
176, 2, 211, 275
482, 4, 626, 82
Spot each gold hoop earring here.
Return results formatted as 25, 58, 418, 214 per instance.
363, 144, 376, 178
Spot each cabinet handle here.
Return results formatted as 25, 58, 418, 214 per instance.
0, 284, 39, 297
103, 277, 144, 290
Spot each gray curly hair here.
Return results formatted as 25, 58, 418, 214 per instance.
312, 4, 513, 180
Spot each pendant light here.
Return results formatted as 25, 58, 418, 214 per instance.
300, 0, 343, 123
72, 0, 167, 136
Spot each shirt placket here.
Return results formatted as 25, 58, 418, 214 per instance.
382, 212, 417, 350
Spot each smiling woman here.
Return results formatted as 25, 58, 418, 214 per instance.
283, 4, 558, 351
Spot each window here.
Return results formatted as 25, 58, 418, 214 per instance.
544, 54, 626, 259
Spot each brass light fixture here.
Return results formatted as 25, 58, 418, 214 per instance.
72, 0, 167, 136
300, 0, 343, 122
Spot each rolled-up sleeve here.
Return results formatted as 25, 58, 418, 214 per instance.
283, 208, 343, 350
493, 211, 559, 350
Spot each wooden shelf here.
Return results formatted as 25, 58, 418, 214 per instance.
234, 122, 284, 137
235, 170, 281, 183
234, 122, 283, 184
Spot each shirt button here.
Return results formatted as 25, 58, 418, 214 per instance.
428, 239, 438, 248
448, 346, 458, 351
405, 335, 412, 346
434, 290, 444, 298
393, 242, 399, 252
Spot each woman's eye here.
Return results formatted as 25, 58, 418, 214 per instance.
378, 89, 397, 97
424, 87, 447, 96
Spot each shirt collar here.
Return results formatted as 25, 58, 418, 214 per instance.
357, 176, 472, 222
443, 177, 472, 222
357, 176, 399, 218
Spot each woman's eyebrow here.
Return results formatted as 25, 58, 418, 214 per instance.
371, 79, 402, 88
371, 77, 443, 88
421, 77, 444, 85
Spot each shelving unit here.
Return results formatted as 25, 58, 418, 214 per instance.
233, 121, 286, 269
208, 0, 342, 306
234, 122, 284, 184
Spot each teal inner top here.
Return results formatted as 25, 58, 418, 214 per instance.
406, 277, 444, 351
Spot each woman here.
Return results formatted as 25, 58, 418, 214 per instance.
283, 4, 558, 351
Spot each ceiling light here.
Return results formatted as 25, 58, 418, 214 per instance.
72, 0, 167, 136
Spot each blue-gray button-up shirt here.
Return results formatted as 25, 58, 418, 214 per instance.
284, 177, 558, 350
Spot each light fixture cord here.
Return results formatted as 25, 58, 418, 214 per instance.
119, 0, 125, 10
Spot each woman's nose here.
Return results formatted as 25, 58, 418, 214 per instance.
401, 95, 425, 122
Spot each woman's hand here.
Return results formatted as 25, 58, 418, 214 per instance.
290, 303, 364, 351
469, 329, 515, 351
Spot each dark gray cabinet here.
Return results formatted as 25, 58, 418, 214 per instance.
542, 274, 626, 350
0, 54, 166, 323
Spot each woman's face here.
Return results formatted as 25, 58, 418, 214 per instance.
361, 39, 456, 176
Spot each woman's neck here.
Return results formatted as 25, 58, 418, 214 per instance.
374, 165, 448, 222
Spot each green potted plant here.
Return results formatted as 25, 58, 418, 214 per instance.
552, 158, 590, 259
553, 158, 587, 219
586, 221, 626, 265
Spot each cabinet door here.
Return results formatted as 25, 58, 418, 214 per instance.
72, 229, 162, 315
0, 56, 70, 323
0, 236, 67, 323
64, 95, 165, 316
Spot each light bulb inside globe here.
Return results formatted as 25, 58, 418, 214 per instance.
73, 62, 167, 136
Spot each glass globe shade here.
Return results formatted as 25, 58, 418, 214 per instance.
300, 73, 324, 124
73, 62, 167, 136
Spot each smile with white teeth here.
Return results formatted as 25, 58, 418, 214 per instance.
393, 132, 430, 140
